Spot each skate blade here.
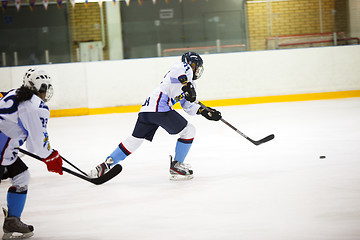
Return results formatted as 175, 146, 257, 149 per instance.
169, 174, 194, 181
3, 231, 34, 239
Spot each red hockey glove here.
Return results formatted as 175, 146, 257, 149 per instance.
42, 150, 63, 175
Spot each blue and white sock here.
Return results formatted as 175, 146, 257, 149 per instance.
108, 143, 131, 165
174, 138, 194, 163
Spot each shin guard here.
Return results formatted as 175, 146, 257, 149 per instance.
7, 187, 27, 218
174, 138, 193, 163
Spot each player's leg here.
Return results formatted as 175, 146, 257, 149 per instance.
169, 123, 195, 180
149, 110, 195, 179
89, 114, 158, 178
174, 123, 195, 163
88, 136, 144, 178
106, 135, 144, 166
2, 158, 34, 240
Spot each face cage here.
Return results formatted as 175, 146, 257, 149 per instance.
194, 65, 204, 80
39, 84, 54, 102
45, 85, 54, 102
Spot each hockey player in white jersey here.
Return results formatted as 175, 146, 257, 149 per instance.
0, 68, 63, 239
89, 52, 221, 180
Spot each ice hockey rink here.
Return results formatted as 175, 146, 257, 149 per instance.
1, 98, 360, 240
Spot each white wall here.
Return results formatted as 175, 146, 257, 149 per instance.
0, 45, 359, 110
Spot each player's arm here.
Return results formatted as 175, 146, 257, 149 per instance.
178, 74, 196, 103
181, 82, 196, 103
18, 103, 63, 175
179, 83, 199, 115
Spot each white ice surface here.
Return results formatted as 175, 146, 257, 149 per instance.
1, 98, 360, 240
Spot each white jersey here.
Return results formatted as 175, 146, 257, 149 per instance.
140, 62, 200, 115
0, 89, 53, 166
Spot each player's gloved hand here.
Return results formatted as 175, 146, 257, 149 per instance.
198, 106, 222, 121
182, 82, 196, 102
42, 150, 63, 175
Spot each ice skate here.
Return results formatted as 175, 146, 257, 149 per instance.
169, 156, 193, 181
88, 157, 114, 178
2, 208, 34, 240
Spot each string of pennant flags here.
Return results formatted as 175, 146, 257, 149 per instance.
0, 0, 202, 11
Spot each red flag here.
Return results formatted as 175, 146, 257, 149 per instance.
1, 0, 9, 12
57, 0, 62, 8
28, 0, 36, 11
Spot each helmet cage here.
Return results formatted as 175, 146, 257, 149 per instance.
182, 52, 204, 80
193, 63, 204, 80
40, 83, 54, 102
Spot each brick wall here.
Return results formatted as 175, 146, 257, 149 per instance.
66, 1, 349, 56
246, 0, 349, 51
68, 3, 109, 61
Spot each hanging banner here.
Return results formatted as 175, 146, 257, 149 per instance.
138, 0, 143, 5
85, 0, 89, 7
125, 0, 130, 6
15, 0, 22, 11
43, 0, 49, 10
112, 0, 116, 5
57, 0, 62, 8
28, 0, 36, 11
98, 0, 103, 7
152, 0, 156, 4
1, 0, 9, 12
69, 0, 75, 7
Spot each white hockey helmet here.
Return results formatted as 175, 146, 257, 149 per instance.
23, 68, 53, 102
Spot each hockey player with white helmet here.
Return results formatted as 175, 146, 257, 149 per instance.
89, 52, 221, 180
0, 68, 63, 239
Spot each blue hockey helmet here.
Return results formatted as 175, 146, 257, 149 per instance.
181, 52, 204, 80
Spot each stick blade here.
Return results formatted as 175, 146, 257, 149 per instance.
252, 134, 275, 146
89, 164, 123, 185
62, 164, 122, 185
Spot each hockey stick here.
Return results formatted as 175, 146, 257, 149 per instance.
219, 118, 274, 145
19, 148, 87, 176
196, 101, 275, 146
62, 154, 88, 176
18, 148, 122, 185
60, 157, 87, 176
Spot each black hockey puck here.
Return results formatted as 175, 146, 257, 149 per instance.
320, 156, 326, 159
